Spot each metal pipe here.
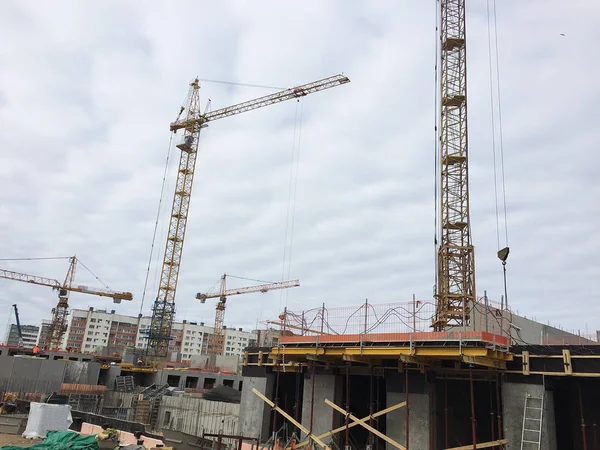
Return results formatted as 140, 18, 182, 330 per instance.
444, 378, 449, 449
489, 381, 495, 448
345, 363, 350, 448
484, 291, 488, 333
469, 369, 477, 449
405, 364, 409, 450
369, 367, 374, 446
495, 374, 502, 441
309, 363, 316, 438
429, 373, 435, 450
579, 383, 588, 450
376, 374, 380, 450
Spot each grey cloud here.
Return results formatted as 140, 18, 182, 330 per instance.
0, 1, 598, 341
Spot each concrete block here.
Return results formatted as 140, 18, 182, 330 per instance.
239, 375, 273, 439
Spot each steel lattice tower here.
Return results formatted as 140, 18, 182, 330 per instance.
434, 0, 476, 331
147, 80, 203, 359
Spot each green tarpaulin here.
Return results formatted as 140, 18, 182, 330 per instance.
1, 431, 99, 450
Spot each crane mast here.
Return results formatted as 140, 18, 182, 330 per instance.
196, 274, 300, 356
12, 304, 23, 347
434, 0, 476, 331
146, 74, 350, 359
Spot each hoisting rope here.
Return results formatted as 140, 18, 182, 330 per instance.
279, 99, 304, 311
140, 132, 175, 315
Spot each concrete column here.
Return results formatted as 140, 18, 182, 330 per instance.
300, 369, 343, 444
502, 380, 556, 450
386, 371, 430, 450
239, 374, 274, 439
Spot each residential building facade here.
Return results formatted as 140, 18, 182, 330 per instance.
60, 308, 256, 361
4, 323, 39, 348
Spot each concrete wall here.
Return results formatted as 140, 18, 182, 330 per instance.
159, 395, 240, 437
502, 380, 557, 450
0, 354, 100, 394
154, 369, 243, 391
386, 371, 430, 450
63, 361, 101, 385
239, 374, 274, 439
300, 370, 342, 442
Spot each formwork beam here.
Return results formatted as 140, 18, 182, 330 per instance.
290, 401, 406, 450
252, 388, 330, 450
271, 346, 512, 361
443, 439, 508, 450
325, 398, 406, 450
462, 355, 507, 370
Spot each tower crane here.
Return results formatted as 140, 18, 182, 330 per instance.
146, 74, 350, 359
196, 274, 300, 356
0, 256, 133, 349
433, 0, 477, 330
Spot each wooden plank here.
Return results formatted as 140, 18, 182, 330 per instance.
252, 388, 330, 450
562, 349, 573, 375
522, 350, 530, 375
443, 439, 508, 450
325, 399, 406, 450
292, 401, 406, 450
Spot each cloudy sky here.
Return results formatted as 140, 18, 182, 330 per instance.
0, 1, 598, 342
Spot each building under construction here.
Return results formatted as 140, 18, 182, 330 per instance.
240, 299, 600, 450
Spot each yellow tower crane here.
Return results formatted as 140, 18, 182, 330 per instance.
197, 274, 300, 356
146, 74, 350, 359
0, 256, 133, 349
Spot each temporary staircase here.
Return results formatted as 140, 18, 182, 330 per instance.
520, 392, 544, 450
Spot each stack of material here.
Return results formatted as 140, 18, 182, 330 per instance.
115, 376, 135, 393
22, 403, 72, 439
202, 385, 241, 403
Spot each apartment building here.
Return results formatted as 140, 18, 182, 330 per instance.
64, 308, 141, 352
62, 309, 256, 360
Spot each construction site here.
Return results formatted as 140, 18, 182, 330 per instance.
0, 1, 598, 450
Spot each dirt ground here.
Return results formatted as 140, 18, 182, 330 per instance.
0, 434, 41, 447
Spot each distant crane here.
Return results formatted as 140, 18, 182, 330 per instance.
196, 274, 300, 356
0, 256, 133, 349
12, 304, 23, 347
146, 73, 350, 359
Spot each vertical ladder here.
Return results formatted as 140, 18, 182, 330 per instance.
521, 392, 544, 450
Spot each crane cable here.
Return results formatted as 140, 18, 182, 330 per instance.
285, 100, 304, 306
140, 132, 175, 315
486, 0, 510, 250
433, 0, 441, 295
278, 99, 304, 311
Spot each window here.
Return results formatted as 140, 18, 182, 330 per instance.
86, 338, 92, 342
90, 319, 96, 323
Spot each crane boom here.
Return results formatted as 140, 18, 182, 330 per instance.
434, 0, 476, 330
197, 274, 300, 357
0, 268, 133, 301
196, 279, 300, 300
147, 73, 350, 359
170, 74, 350, 131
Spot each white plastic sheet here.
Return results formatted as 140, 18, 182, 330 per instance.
22, 402, 73, 439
